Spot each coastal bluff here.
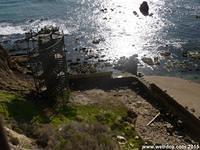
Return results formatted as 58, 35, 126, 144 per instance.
0, 45, 32, 92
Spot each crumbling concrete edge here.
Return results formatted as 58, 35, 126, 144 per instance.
136, 77, 200, 141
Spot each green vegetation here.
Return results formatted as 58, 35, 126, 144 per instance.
0, 91, 143, 149
0, 91, 46, 122
111, 120, 144, 149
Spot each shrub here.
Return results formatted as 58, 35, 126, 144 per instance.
34, 124, 58, 148
57, 122, 120, 150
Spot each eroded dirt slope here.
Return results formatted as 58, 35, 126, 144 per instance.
0, 45, 33, 92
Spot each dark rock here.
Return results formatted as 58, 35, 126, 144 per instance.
149, 13, 153, 17
182, 51, 188, 57
94, 55, 99, 59
160, 51, 171, 57
177, 120, 183, 126
141, 57, 154, 66
115, 55, 138, 75
100, 8, 108, 13
104, 62, 112, 67
123, 110, 137, 124
80, 47, 87, 52
86, 55, 94, 60
137, 72, 144, 77
98, 59, 104, 62
127, 109, 137, 119
70, 62, 80, 66
67, 60, 72, 63
139, 1, 149, 16
184, 136, 192, 143
190, 108, 195, 113
10, 136, 20, 146
133, 11, 138, 16
92, 39, 101, 44
196, 15, 200, 19
154, 57, 160, 65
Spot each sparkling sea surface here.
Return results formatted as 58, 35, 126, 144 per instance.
0, 0, 200, 79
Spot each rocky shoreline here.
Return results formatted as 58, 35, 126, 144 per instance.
0, 43, 199, 149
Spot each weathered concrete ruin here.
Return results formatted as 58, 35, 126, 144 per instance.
9, 26, 198, 142
26, 27, 68, 98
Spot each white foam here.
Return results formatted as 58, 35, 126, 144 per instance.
28, 19, 70, 34
0, 23, 25, 35
0, 19, 70, 36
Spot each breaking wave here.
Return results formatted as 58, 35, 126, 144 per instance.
0, 19, 70, 36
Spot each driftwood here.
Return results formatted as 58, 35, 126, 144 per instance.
147, 112, 160, 126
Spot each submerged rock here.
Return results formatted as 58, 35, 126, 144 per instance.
100, 8, 108, 13
160, 51, 171, 57
133, 11, 139, 17
67, 59, 72, 63
141, 57, 154, 66
92, 39, 101, 44
196, 15, 200, 19
187, 51, 200, 59
154, 57, 160, 65
133, 11, 137, 15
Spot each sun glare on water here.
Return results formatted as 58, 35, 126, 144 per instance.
97, 0, 167, 59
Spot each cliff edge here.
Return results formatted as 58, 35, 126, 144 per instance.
0, 45, 33, 92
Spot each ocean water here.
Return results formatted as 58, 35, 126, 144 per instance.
0, 0, 200, 78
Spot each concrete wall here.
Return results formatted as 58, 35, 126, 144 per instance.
69, 75, 200, 141
150, 83, 200, 141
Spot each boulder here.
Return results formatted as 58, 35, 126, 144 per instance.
116, 135, 127, 144
141, 57, 154, 66
115, 55, 138, 75
92, 39, 101, 44
139, 1, 149, 16
160, 51, 171, 57
5, 127, 36, 149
